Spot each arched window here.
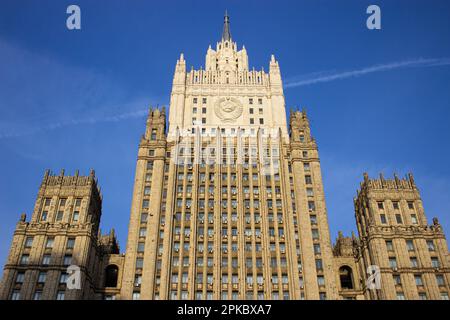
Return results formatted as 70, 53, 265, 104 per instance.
104, 265, 119, 288
339, 266, 354, 289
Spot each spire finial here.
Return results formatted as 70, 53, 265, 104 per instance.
222, 10, 231, 41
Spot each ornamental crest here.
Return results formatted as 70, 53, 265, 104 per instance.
214, 97, 243, 122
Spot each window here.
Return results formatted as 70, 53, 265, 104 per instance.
137, 242, 145, 253
415, 275, 423, 286
20, 255, 29, 265
410, 257, 418, 268
305, 175, 312, 184
377, 202, 384, 209
144, 186, 151, 196
339, 266, 354, 289
393, 274, 401, 285
306, 188, 314, 197
25, 237, 33, 248
46, 238, 54, 248
139, 227, 147, 237
136, 258, 144, 269
59, 198, 67, 206
395, 214, 403, 224
441, 293, 449, 300
389, 257, 397, 269
60, 273, 68, 284
315, 259, 323, 271
42, 254, 51, 265
406, 240, 414, 251
317, 276, 325, 286
319, 292, 327, 300
436, 274, 445, 286
16, 272, 25, 283
259, 118, 264, 125
73, 211, 80, 222
396, 292, 405, 300
202, 98, 207, 104
56, 211, 64, 221
11, 290, 20, 300
33, 291, 42, 300
41, 211, 48, 221
56, 291, 65, 300
313, 244, 321, 255
132, 292, 141, 300
135, 275, 142, 287
386, 240, 394, 251
312, 229, 320, 240
411, 214, 418, 224
249, 98, 253, 104
38, 272, 47, 283
141, 213, 148, 223
63, 255, 72, 266
408, 201, 414, 209
431, 257, 440, 268
308, 201, 316, 211
310, 215, 317, 225
393, 201, 399, 210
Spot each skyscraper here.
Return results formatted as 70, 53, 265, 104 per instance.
119, 12, 338, 300
1, 12, 449, 301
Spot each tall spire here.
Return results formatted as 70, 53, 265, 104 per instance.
222, 10, 231, 41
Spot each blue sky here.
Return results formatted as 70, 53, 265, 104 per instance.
1, 0, 450, 266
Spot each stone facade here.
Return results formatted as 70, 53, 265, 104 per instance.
350, 173, 450, 300
0, 169, 123, 300
0, 13, 449, 300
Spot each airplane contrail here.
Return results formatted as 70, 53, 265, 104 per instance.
284, 57, 450, 88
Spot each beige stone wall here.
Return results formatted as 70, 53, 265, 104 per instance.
354, 174, 450, 300
0, 170, 116, 300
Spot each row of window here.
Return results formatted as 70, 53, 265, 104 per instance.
12, 271, 70, 300
24, 236, 75, 250
39, 197, 82, 223
189, 127, 274, 136
386, 239, 436, 252
192, 97, 263, 105
379, 212, 418, 225
378, 200, 415, 210
11, 289, 66, 300
21, 237, 75, 265
396, 291, 449, 300
172, 256, 289, 269
171, 273, 289, 285
43, 197, 82, 208
388, 256, 441, 269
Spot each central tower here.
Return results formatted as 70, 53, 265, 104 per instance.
120, 12, 338, 300
167, 12, 288, 140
